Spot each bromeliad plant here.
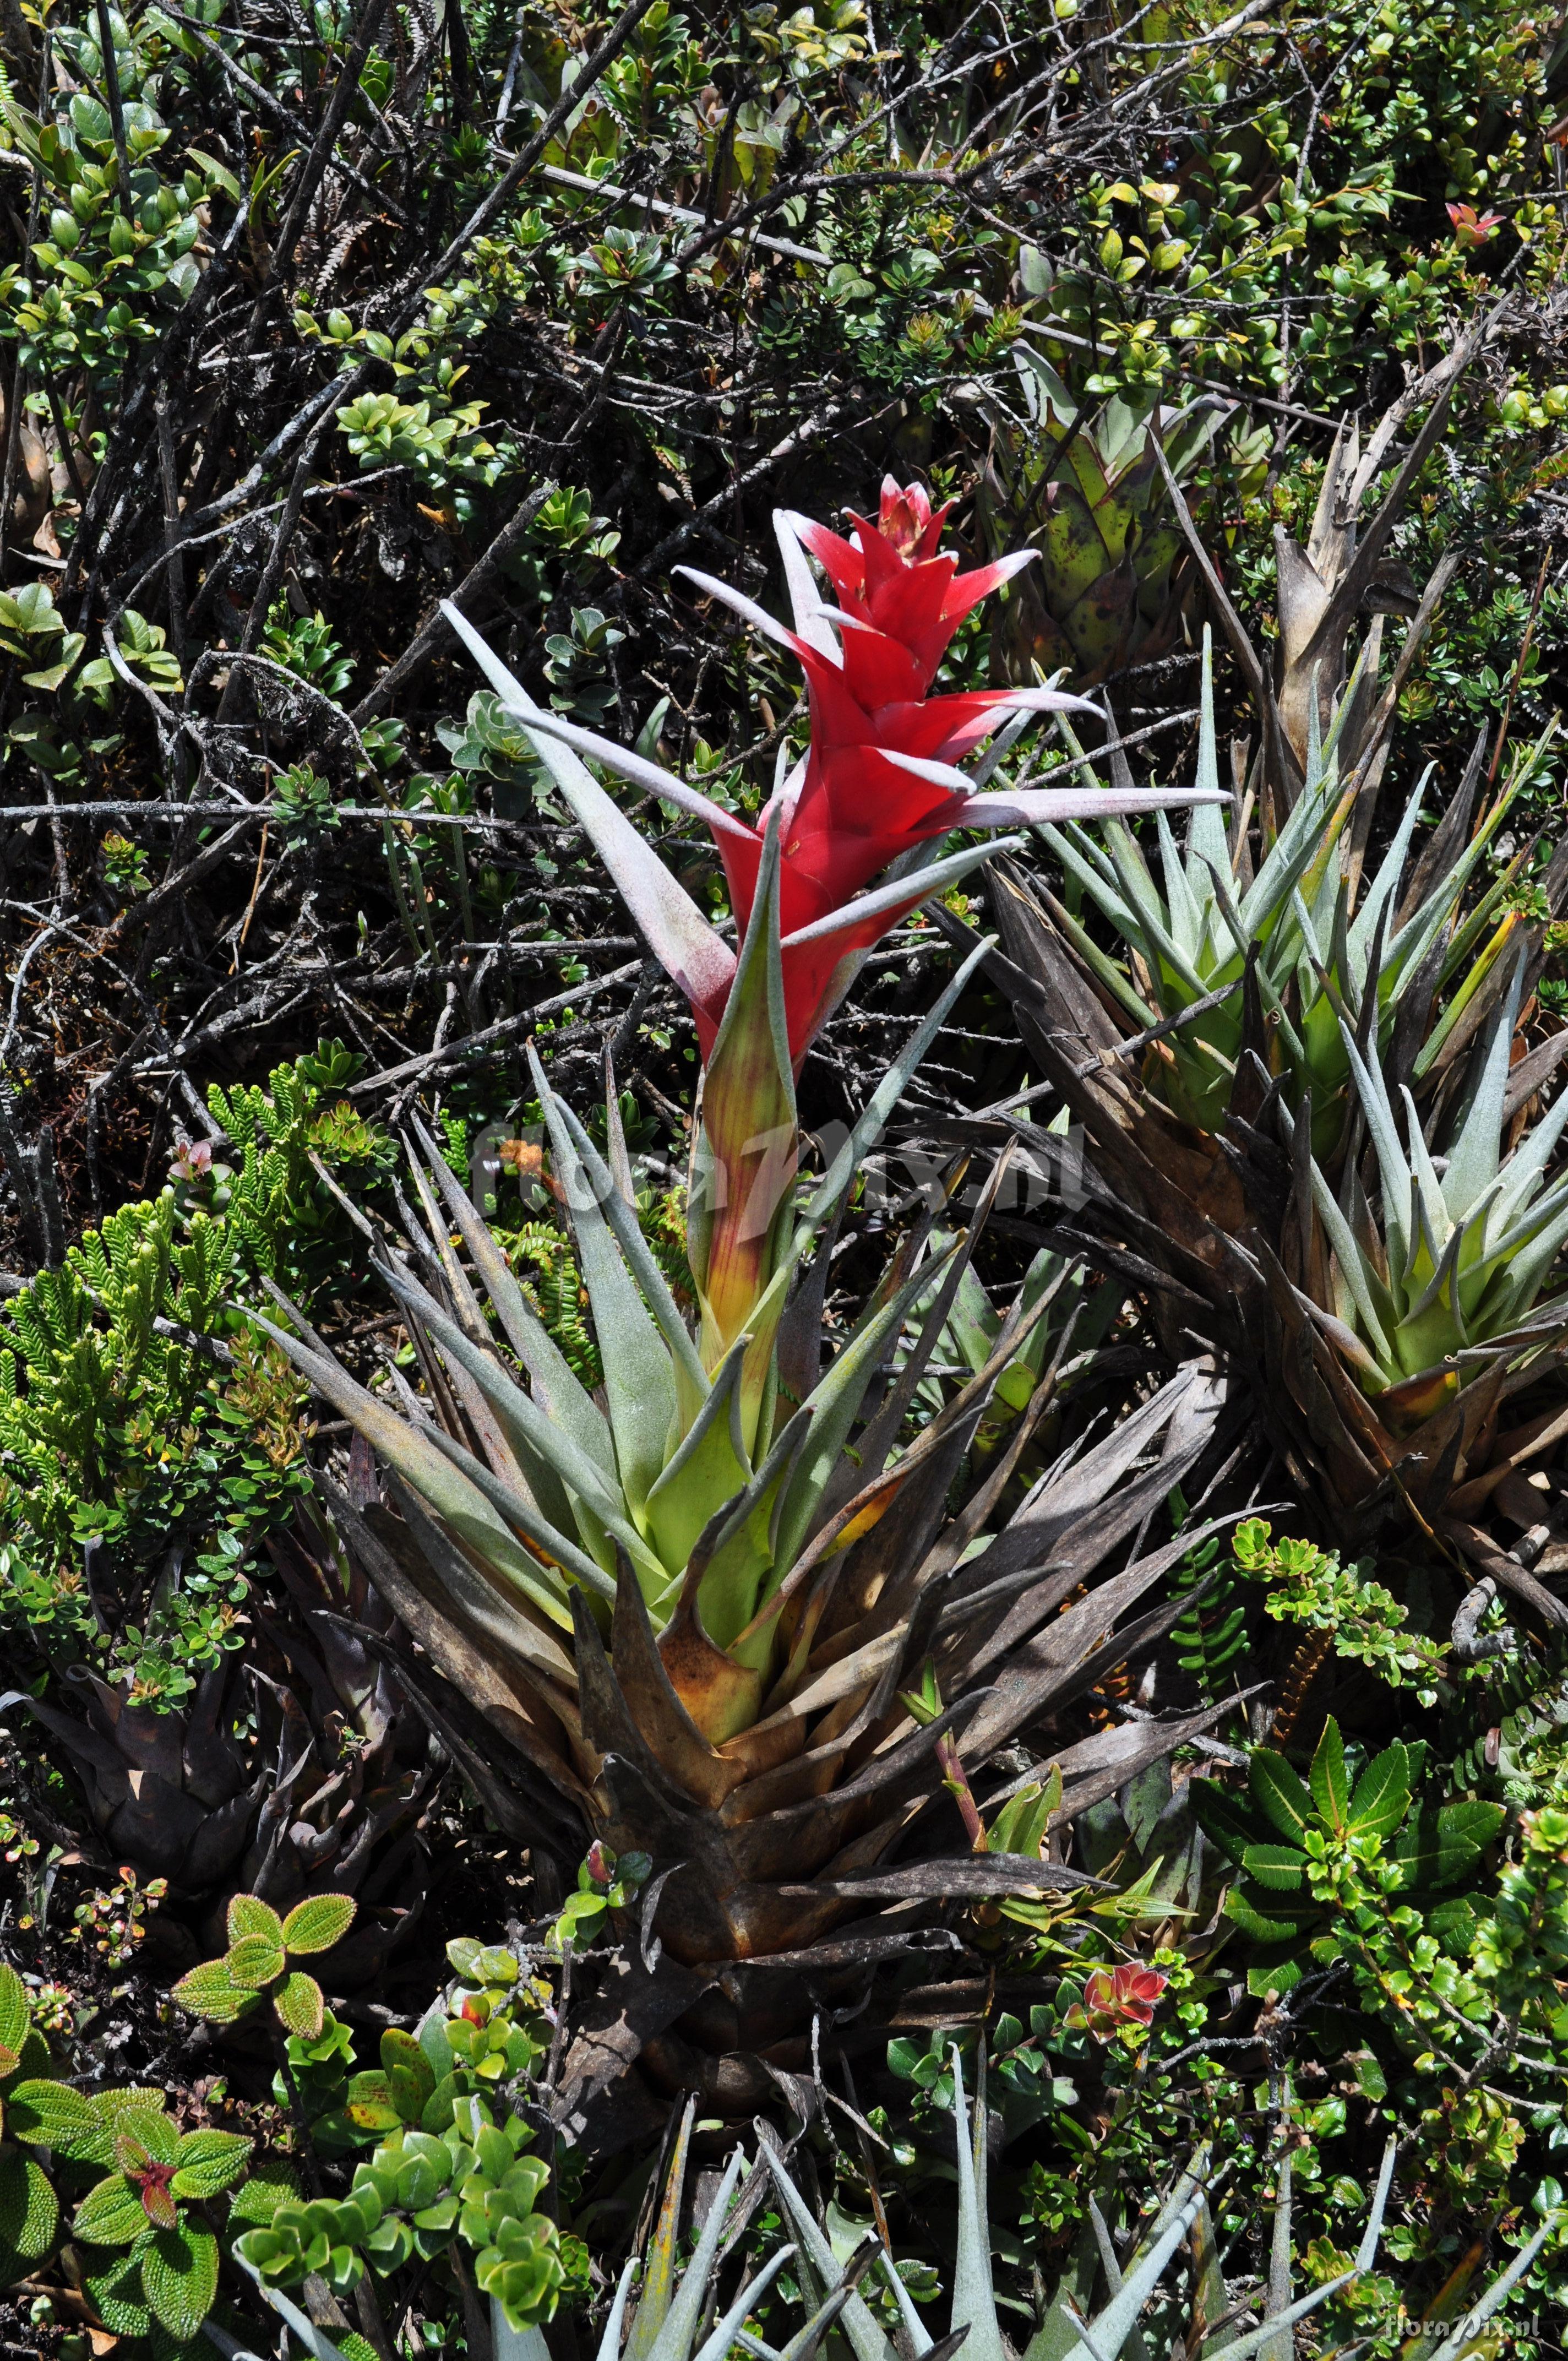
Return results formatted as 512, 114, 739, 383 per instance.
960, 504, 1568, 1537
259, 485, 1229, 2032
1039, 637, 1553, 1147
1287, 957, 1568, 1431
981, 862, 1568, 1532
586, 2057, 1467, 2361
976, 345, 1248, 686
258, 2051, 1558, 2361
442, 480, 1217, 1387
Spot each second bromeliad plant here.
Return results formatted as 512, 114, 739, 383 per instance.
259, 485, 1232, 2099
962, 476, 1568, 1561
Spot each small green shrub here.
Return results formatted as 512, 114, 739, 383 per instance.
0, 1045, 393, 1704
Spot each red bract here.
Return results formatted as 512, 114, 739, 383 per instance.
683, 480, 1087, 1038
792, 476, 1023, 692
1065, 1961, 1169, 2042
451, 483, 1223, 1074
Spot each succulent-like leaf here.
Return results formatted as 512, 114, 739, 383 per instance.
231, 2254, 361, 2361
346, 2071, 403, 2133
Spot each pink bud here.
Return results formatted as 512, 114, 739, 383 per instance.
1446, 202, 1502, 249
